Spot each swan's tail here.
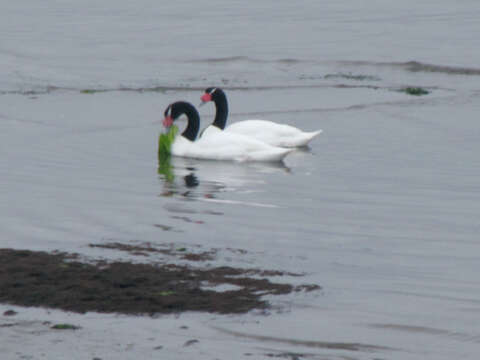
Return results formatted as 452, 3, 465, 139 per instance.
293, 129, 323, 147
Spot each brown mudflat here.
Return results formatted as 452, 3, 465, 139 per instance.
0, 248, 319, 315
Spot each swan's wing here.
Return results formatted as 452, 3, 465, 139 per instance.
226, 120, 321, 147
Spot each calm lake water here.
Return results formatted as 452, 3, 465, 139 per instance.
1, 1, 480, 359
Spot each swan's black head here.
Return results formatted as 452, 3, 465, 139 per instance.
163, 101, 200, 141
200, 87, 228, 129
164, 101, 188, 125
200, 87, 225, 103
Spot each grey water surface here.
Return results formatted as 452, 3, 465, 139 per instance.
1, 1, 480, 359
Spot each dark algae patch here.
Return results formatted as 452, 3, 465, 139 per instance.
51, 323, 81, 330
399, 87, 430, 96
3, 310, 17, 316
0, 249, 319, 315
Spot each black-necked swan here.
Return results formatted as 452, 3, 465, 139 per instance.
163, 101, 292, 162
200, 87, 322, 147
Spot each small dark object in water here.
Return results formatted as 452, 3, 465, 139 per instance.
401, 87, 430, 96
51, 323, 81, 330
183, 339, 199, 347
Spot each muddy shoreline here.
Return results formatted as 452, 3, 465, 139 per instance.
0, 245, 320, 315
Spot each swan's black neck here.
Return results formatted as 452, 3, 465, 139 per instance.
174, 102, 200, 141
212, 89, 228, 130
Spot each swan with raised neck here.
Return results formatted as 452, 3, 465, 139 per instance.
200, 87, 322, 148
200, 87, 228, 130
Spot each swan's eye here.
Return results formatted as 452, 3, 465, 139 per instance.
209, 88, 217, 95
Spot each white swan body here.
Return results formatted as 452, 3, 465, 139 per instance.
201, 87, 322, 147
225, 120, 322, 148
173, 128, 292, 162
163, 102, 292, 162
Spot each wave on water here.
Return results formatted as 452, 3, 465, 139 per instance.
402, 61, 480, 75
3, 57, 470, 97
187, 56, 480, 76
0, 85, 207, 96
370, 324, 480, 344
337, 60, 480, 76
184, 56, 307, 65
213, 326, 394, 352
0, 83, 387, 96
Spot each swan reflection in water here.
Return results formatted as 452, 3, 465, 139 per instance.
157, 154, 291, 202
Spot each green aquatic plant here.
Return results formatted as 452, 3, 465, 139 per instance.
158, 156, 174, 183
158, 125, 178, 158
400, 87, 430, 96
158, 125, 178, 183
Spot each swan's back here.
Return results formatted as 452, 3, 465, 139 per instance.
225, 119, 322, 147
